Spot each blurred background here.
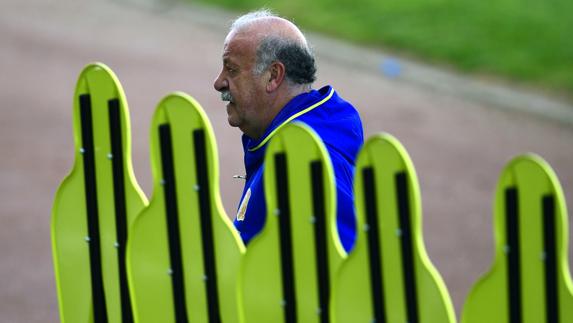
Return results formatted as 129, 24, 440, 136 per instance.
199, 0, 573, 97
1, 0, 572, 321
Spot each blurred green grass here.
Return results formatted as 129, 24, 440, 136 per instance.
196, 0, 573, 94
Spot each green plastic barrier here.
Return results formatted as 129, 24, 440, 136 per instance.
332, 133, 456, 323
51, 63, 148, 323
126, 93, 245, 323
462, 154, 573, 323
240, 122, 346, 323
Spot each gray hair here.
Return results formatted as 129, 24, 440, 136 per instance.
230, 9, 276, 31
231, 10, 317, 86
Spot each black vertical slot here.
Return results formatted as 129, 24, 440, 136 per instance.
193, 129, 221, 323
362, 167, 387, 323
275, 153, 297, 323
396, 172, 419, 323
310, 161, 330, 323
542, 195, 558, 323
79, 94, 108, 323
108, 99, 133, 323
505, 188, 522, 323
159, 124, 189, 323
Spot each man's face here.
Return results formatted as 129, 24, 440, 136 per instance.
213, 31, 267, 137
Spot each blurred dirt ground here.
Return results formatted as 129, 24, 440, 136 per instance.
1, 0, 573, 322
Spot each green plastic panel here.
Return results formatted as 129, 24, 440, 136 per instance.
241, 122, 346, 323
332, 133, 456, 323
51, 63, 148, 323
126, 93, 245, 323
462, 154, 573, 323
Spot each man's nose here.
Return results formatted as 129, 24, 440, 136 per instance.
213, 72, 228, 92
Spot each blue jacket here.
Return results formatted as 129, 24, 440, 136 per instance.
233, 85, 364, 252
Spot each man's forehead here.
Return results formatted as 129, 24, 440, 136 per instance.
222, 32, 257, 59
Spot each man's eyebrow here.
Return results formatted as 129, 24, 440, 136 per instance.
223, 58, 238, 67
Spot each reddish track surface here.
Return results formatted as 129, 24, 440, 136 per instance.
1, 1, 572, 321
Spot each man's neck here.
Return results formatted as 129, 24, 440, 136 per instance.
249, 84, 311, 140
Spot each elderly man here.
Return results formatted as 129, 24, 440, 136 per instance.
213, 10, 363, 252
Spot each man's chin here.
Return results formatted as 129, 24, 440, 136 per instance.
227, 115, 240, 128
226, 103, 240, 127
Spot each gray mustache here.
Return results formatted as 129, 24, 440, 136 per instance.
221, 91, 234, 102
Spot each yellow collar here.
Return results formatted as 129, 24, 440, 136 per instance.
248, 88, 335, 152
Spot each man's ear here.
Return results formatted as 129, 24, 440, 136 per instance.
266, 61, 286, 92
